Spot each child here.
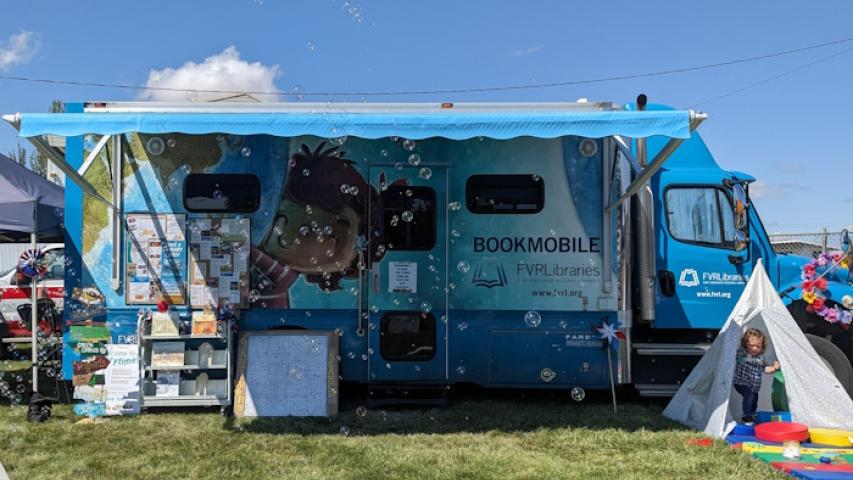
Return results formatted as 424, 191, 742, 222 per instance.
733, 328, 780, 425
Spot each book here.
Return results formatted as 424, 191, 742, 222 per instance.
150, 311, 180, 336
191, 311, 217, 335
151, 342, 185, 367
156, 372, 180, 397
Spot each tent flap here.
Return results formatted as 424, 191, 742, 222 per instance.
18, 110, 693, 140
663, 259, 853, 438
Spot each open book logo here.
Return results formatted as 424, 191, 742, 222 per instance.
472, 258, 507, 288
679, 268, 700, 288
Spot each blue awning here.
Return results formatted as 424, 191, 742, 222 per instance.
18, 110, 692, 140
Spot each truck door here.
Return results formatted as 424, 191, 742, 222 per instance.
655, 183, 753, 329
366, 166, 448, 383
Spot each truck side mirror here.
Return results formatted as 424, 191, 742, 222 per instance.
734, 230, 748, 252
732, 184, 748, 230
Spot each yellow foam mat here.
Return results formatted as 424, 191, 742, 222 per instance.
809, 428, 853, 447
740, 441, 853, 455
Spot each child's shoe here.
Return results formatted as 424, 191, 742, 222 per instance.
741, 415, 755, 426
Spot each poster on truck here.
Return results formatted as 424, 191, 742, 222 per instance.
188, 217, 251, 308
125, 213, 187, 305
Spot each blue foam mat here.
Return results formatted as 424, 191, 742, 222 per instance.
726, 433, 824, 449
789, 470, 853, 480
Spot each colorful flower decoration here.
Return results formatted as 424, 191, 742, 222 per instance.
800, 252, 852, 329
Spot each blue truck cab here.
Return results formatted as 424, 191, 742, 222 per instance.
5, 98, 852, 403
636, 105, 853, 396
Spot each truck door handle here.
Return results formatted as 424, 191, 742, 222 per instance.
658, 270, 675, 297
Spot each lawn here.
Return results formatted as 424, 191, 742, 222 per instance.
0, 388, 784, 480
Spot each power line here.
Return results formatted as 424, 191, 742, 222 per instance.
0, 36, 852, 97
691, 45, 853, 108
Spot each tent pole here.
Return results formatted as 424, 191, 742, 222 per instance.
30, 229, 38, 394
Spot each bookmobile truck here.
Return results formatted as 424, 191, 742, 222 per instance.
4, 96, 852, 407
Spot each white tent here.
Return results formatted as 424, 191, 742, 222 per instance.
663, 259, 853, 438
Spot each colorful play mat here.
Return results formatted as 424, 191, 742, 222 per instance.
726, 413, 853, 479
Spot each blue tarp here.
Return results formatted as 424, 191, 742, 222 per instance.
18, 110, 692, 140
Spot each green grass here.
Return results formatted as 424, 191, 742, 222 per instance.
0, 390, 785, 480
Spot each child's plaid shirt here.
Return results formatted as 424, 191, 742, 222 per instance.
733, 347, 769, 392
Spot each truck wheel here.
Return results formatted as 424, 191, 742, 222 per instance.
805, 333, 853, 398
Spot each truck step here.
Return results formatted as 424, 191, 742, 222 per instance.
633, 342, 711, 356
367, 384, 448, 408
634, 383, 681, 397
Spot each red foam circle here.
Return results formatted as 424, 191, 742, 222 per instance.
754, 422, 810, 443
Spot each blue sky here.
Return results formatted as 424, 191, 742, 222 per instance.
1, 1, 851, 233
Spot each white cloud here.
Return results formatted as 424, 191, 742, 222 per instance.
749, 181, 809, 200
0, 31, 40, 71
141, 46, 282, 102
509, 43, 544, 57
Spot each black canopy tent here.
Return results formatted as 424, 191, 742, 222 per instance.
0, 153, 64, 392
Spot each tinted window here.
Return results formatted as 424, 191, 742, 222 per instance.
183, 174, 260, 212
665, 187, 736, 248
381, 186, 435, 251
379, 312, 436, 361
466, 175, 544, 214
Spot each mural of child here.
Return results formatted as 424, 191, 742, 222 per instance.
251, 142, 378, 308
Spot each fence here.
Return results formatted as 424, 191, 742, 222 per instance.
768, 230, 847, 258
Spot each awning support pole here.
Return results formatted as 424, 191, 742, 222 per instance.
77, 134, 111, 177
111, 136, 123, 291
3, 114, 119, 212
605, 112, 707, 214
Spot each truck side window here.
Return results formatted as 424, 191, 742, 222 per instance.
381, 186, 436, 251
466, 175, 544, 214
665, 187, 736, 248
183, 174, 260, 212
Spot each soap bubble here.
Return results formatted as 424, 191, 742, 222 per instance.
457, 261, 470, 273
448, 201, 462, 211
408, 154, 421, 166
348, 352, 356, 359
559, 320, 568, 329
532, 174, 540, 182
380, 149, 389, 157
418, 167, 432, 179
307, 41, 317, 52
401, 211, 414, 222
390, 215, 399, 227
302, 169, 311, 176
356, 406, 368, 417
340, 426, 350, 436
524, 310, 542, 328
145, 137, 165, 156
166, 138, 176, 148
16, 384, 25, 394
240, 147, 252, 158
458, 321, 468, 331
349, 186, 359, 196
330, 135, 347, 146
340, 184, 351, 194
248, 290, 261, 303
456, 365, 466, 375
402, 139, 416, 151
394, 162, 403, 170
421, 302, 432, 313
